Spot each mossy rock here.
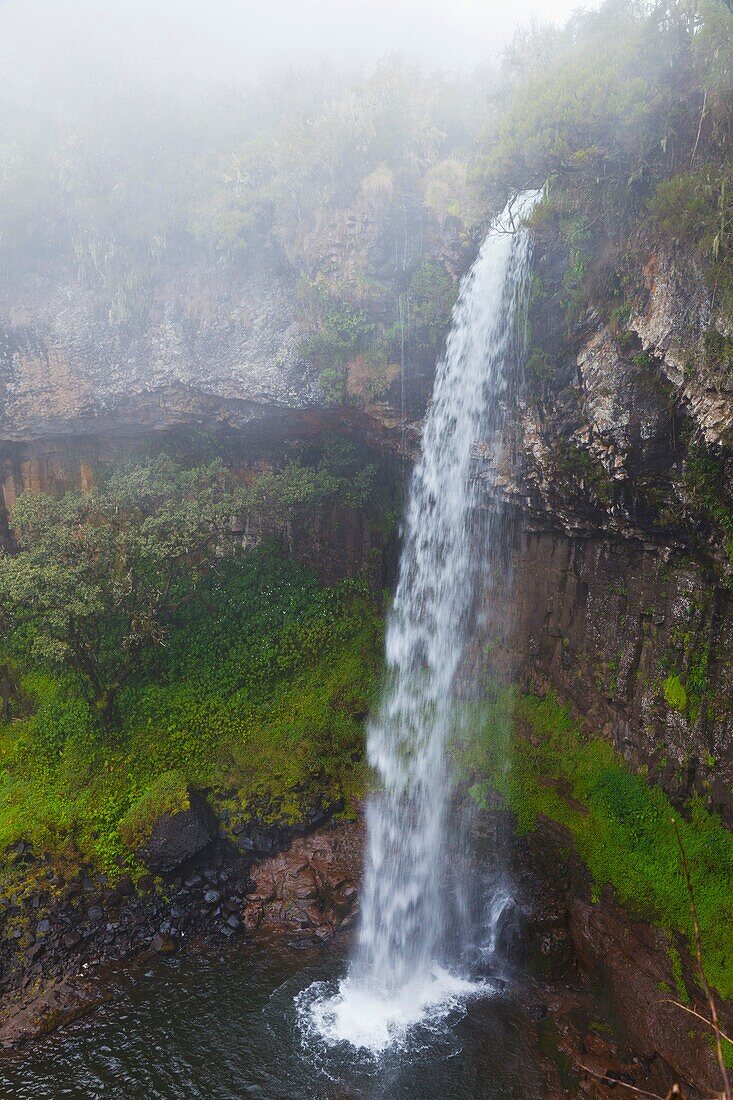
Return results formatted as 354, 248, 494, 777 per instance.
663, 674, 687, 712
119, 772, 217, 873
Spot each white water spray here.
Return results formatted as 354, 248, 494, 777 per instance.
301, 194, 539, 1054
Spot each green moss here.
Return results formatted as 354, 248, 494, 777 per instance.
722, 1034, 733, 1070
663, 674, 688, 712
667, 941, 691, 1005
118, 771, 190, 850
537, 1016, 573, 1092
462, 690, 733, 1001
685, 443, 733, 573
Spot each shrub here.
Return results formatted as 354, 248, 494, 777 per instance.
0, 548, 383, 871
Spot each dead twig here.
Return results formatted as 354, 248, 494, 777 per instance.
671, 818, 731, 1100
577, 1062, 668, 1099
690, 89, 708, 169
660, 1000, 733, 1047
579, 1063, 726, 1100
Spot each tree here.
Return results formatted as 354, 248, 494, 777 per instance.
0, 457, 236, 733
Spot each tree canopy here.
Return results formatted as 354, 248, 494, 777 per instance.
0, 458, 237, 730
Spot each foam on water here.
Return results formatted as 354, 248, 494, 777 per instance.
297, 968, 489, 1056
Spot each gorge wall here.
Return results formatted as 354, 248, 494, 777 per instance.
1, 184, 732, 1091
2, 207, 732, 822
484, 214, 733, 825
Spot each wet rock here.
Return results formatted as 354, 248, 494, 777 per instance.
203, 890, 220, 906
244, 820, 363, 937
150, 933, 176, 955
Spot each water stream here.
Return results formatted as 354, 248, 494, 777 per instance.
301, 194, 539, 1053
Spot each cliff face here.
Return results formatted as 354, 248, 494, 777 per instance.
0, 263, 318, 442
0, 189, 460, 444
489, 219, 733, 824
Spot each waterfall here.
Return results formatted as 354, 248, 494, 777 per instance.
300, 193, 539, 1055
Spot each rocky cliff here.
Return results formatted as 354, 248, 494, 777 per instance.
482, 216, 733, 825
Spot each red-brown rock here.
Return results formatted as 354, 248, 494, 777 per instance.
243, 819, 363, 939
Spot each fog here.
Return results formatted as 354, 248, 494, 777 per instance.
2, 0, 588, 93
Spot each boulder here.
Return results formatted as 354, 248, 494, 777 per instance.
138, 792, 218, 875
150, 933, 176, 955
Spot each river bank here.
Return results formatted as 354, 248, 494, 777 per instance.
0, 813, 363, 1051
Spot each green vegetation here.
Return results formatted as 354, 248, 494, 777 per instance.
0, 548, 382, 872
685, 442, 733, 572
297, 290, 378, 403
663, 674, 688, 712
663, 611, 712, 726
118, 771, 190, 851
0, 457, 238, 733
0, 447, 390, 872
651, 166, 733, 316
297, 262, 460, 405
667, 940, 691, 1005
460, 689, 733, 999
483, 0, 732, 210
556, 443, 615, 507
480, 0, 733, 330
407, 261, 459, 359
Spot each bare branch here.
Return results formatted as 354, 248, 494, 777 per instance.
660, 999, 733, 1047
578, 1063, 668, 1099
671, 818, 731, 1100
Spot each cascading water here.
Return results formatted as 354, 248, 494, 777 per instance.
300, 193, 539, 1056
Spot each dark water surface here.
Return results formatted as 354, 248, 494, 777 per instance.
0, 937, 545, 1099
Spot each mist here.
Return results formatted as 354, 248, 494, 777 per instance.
2, 0, 588, 93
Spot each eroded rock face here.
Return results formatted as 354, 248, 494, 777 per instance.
493, 530, 733, 823
243, 819, 363, 939
0, 267, 319, 442
513, 816, 732, 1099
633, 245, 733, 446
